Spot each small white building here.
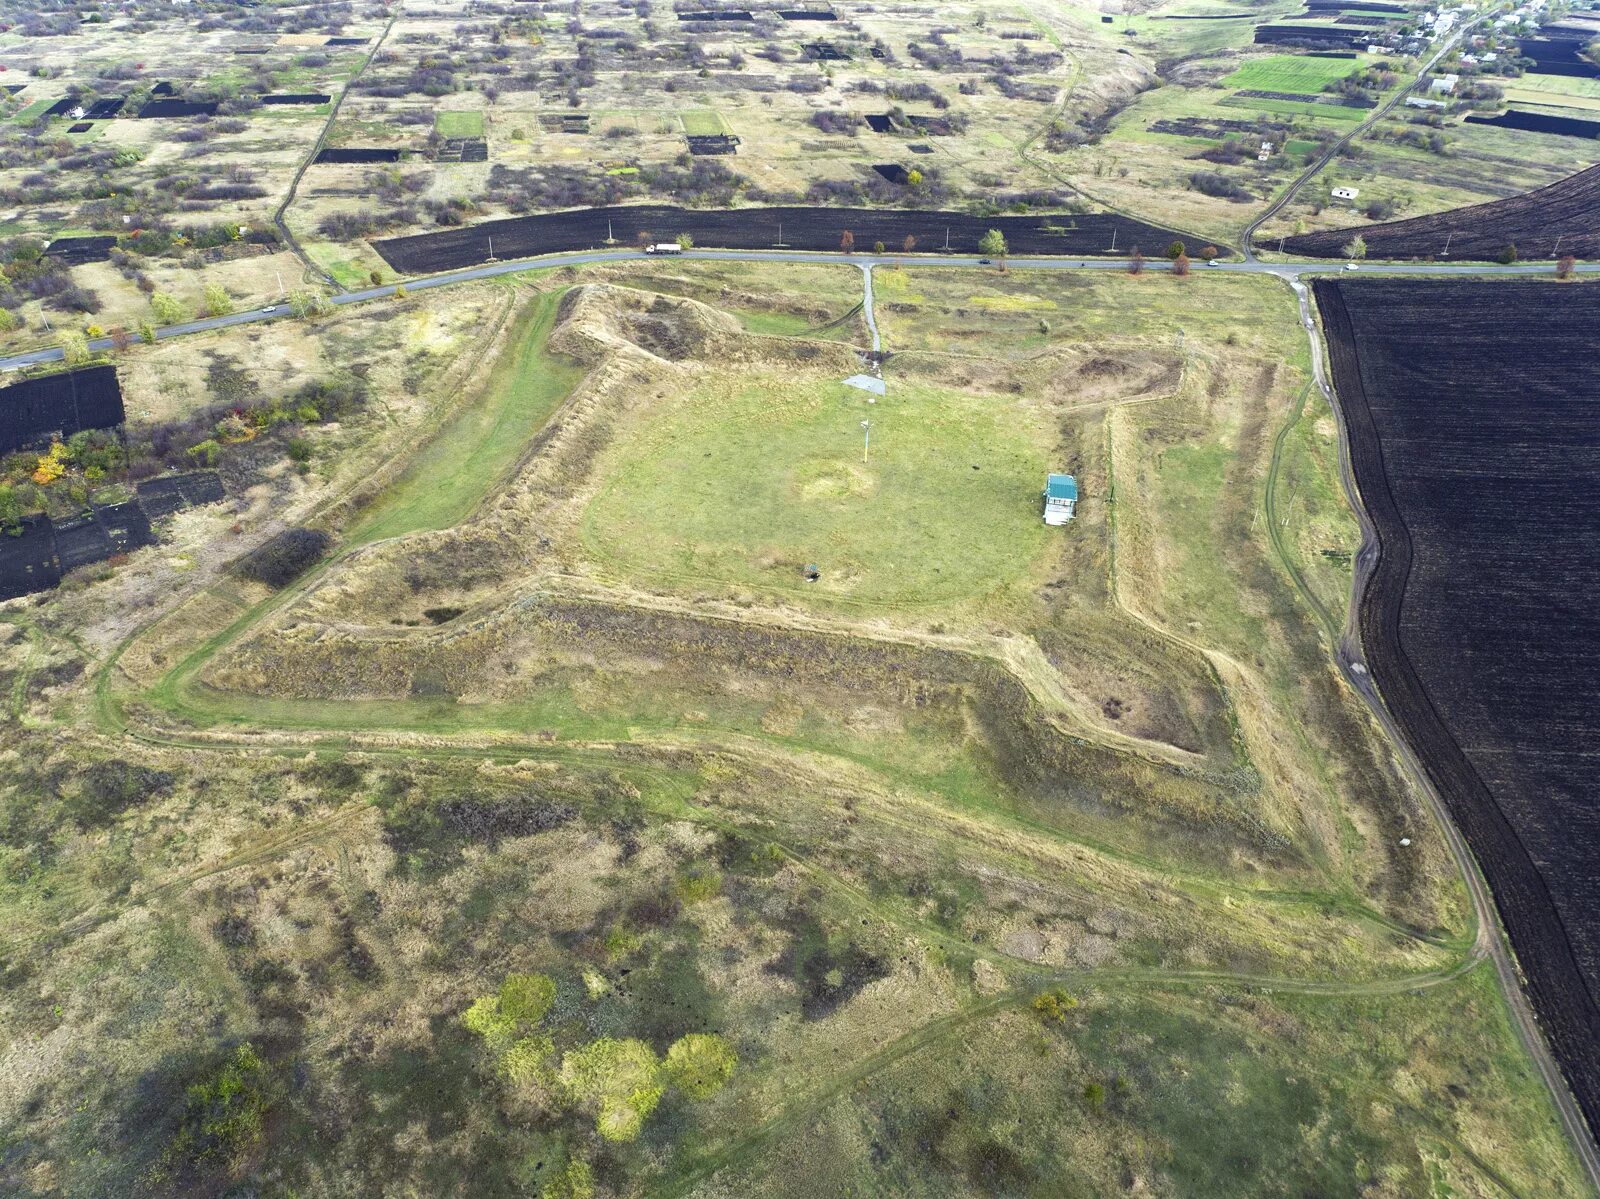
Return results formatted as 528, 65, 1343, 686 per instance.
1043, 474, 1078, 525
1406, 96, 1448, 109
1332, 185, 1361, 200
1430, 73, 1460, 94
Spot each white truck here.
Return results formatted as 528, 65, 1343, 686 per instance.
647, 242, 683, 256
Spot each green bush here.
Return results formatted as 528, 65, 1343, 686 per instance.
559, 1038, 663, 1142
662, 1033, 736, 1099
166, 1043, 276, 1167
187, 440, 222, 467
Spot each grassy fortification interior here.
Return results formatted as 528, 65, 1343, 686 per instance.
0, 262, 1589, 1197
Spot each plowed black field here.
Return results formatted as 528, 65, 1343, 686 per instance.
1317, 276, 1600, 1133
1280, 163, 1600, 259
372, 205, 1196, 274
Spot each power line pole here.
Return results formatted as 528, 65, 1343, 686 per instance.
1443, 230, 1454, 257
1109, 227, 1116, 252
861, 419, 872, 464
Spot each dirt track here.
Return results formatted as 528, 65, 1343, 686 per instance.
1317, 276, 1600, 1139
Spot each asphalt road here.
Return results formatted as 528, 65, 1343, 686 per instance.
4, 246, 1596, 372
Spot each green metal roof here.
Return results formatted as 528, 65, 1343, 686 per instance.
1046, 473, 1077, 501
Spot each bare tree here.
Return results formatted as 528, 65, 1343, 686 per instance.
1128, 249, 1144, 275
840, 229, 855, 253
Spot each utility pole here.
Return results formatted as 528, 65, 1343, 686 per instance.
1109, 227, 1116, 252
605, 219, 615, 244
776, 220, 785, 247
861, 419, 872, 464
1278, 235, 1286, 254
275, 269, 285, 299
486, 235, 497, 262
1443, 230, 1454, 257
943, 226, 951, 251
1553, 232, 1565, 256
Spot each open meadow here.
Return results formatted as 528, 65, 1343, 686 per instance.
0, 256, 1589, 1196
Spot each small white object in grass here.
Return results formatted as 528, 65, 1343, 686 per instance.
1400, 837, 1411, 847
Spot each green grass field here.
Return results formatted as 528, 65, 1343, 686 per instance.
435, 110, 486, 138
679, 108, 730, 136
1222, 94, 1367, 121
581, 373, 1052, 606
8, 97, 53, 123
1222, 53, 1365, 93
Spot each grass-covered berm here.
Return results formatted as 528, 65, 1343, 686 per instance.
2, 263, 1590, 1197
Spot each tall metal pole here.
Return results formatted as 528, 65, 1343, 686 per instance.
1553, 232, 1564, 255
1443, 230, 1454, 256
861, 420, 871, 463
1109, 227, 1116, 252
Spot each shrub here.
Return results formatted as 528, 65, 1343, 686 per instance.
1187, 171, 1251, 202
559, 1038, 663, 1142
150, 291, 192, 323
540, 1158, 595, 1199
233, 527, 331, 587
203, 283, 232, 316
165, 1043, 276, 1168
59, 330, 90, 365
1165, 240, 1185, 260
1497, 242, 1518, 264
463, 972, 557, 1050
1032, 988, 1078, 1023
187, 439, 222, 466
662, 1033, 736, 1099
70, 760, 177, 827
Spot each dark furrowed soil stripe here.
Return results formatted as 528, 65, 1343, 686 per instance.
1316, 276, 1600, 1140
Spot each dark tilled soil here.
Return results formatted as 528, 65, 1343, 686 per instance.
372, 205, 1198, 274
1279, 163, 1600, 260
1317, 275, 1600, 1133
